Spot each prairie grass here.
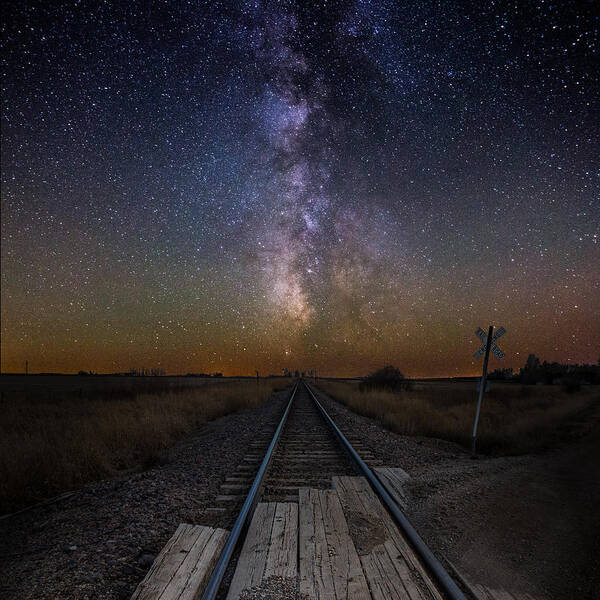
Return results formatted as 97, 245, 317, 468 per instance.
317, 380, 600, 456
0, 380, 280, 513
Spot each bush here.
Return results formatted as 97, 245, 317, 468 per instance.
359, 366, 412, 392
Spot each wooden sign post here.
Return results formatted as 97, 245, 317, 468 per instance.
472, 325, 506, 455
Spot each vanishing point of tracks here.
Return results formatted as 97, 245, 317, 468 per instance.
202, 380, 466, 600
262, 382, 358, 502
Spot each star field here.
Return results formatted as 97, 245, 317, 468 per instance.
1, 1, 598, 376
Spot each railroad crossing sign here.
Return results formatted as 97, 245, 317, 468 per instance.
474, 326, 506, 360
471, 324, 507, 456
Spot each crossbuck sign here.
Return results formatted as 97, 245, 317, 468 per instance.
474, 326, 506, 360
471, 324, 507, 455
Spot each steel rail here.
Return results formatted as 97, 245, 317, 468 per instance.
303, 380, 467, 600
201, 382, 299, 600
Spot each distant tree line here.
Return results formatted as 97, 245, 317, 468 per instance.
360, 360, 599, 394
127, 367, 166, 376
281, 368, 316, 378
77, 368, 167, 376
183, 372, 223, 378
487, 355, 600, 389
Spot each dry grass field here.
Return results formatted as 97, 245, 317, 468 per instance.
0, 378, 281, 513
317, 379, 600, 455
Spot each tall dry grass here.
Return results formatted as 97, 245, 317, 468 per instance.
317, 380, 600, 456
0, 380, 281, 513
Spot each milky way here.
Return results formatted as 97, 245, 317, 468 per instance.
1, 1, 598, 376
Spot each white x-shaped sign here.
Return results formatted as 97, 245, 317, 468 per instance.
474, 326, 506, 360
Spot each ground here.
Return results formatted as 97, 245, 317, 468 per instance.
416, 430, 600, 599
1, 384, 598, 599
0, 391, 289, 600
314, 387, 600, 600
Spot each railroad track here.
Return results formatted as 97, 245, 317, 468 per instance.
198, 380, 466, 600
261, 382, 358, 502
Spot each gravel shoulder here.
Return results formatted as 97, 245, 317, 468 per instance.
0, 390, 289, 600
313, 386, 600, 600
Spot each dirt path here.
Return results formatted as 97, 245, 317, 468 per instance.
408, 429, 600, 600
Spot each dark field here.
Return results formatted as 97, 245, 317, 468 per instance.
3, 375, 599, 515
0, 375, 282, 513
317, 379, 600, 455
0, 374, 247, 401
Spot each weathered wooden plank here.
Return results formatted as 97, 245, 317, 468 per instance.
299, 488, 336, 599
333, 476, 444, 600
326, 481, 417, 600
318, 489, 370, 599
220, 484, 249, 492
374, 466, 411, 509
299, 488, 370, 599
215, 494, 247, 502
263, 502, 298, 580
165, 527, 228, 599
227, 502, 298, 599
131, 524, 228, 600
132, 525, 209, 599
351, 475, 443, 599
226, 503, 276, 600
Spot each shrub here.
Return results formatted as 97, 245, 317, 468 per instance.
359, 366, 412, 392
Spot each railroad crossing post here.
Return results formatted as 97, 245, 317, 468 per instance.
471, 325, 493, 456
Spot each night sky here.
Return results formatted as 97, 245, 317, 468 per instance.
1, 1, 598, 377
